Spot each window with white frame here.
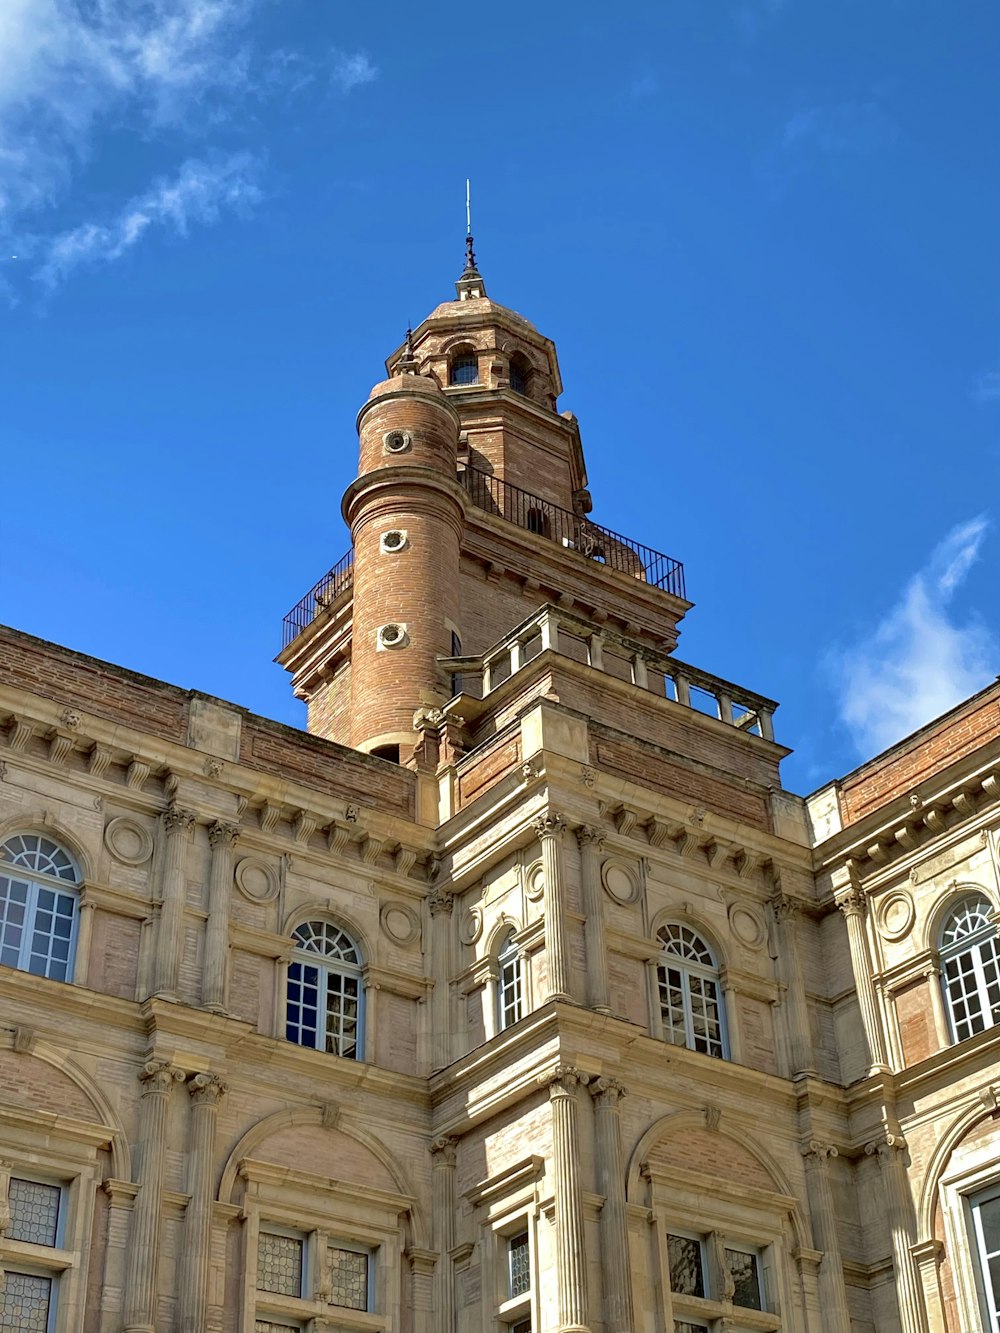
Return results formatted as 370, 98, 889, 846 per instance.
286, 921, 364, 1059
497, 929, 523, 1032
656, 924, 728, 1059
0, 1176, 67, 1333
940, 894, 1000, 1043
666, 1230, 771, 1330
496, 1220, 532, 1331
970, 1183, 1000, 1332
0, 833, 80, 983
507, 1230, 530, 1299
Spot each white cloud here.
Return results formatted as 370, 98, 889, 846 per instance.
832, 517, 996, 757
35, 153, 261, 288
782, 100, 898, 155
330, 50, 377, 95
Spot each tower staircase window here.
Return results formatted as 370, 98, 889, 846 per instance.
450, 353, 479, 386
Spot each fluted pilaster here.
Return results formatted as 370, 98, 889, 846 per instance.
203, 822, 239, 1011
801, 1142, 850, 1330
576, 827, 610, 1013
430, 1137, 458, 1333
178, 1073, 227, 1333
770, 893, 815, 1076
428, 889, 455, 1070
535, 815, 571, 1002
590, 1077, 632, 1333
540, 1065, 590, 1333
153, 805, 196, 998
864, 1134, 928, 1333
836, 890, 889, 1072
124, 1060, 183, 1333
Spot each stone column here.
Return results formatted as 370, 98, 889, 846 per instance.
177, 1073, 227, 1333
540, 1065, 590, 1333
576, 827, 610, 1013
864, 1134, 928, 1333
73, 894, 96, 988
203, 822, 239, 1011
590, 1078, 632, 1333
836, 890, 889, 1073
800, 1142, 851, 1331
124, 1060, 183, 1333
770, 893, 815, 1076
922, 964, 949, 1052
430, 1137, 458, 1333
428, 888, 455, 1071
536, 815, 572, 1003
153, 805, 196, 999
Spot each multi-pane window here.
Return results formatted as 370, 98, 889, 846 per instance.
508, 358, 528, 395
8, 1178, 61, 1246
667, 1230, 768, 1322
497, 931, 523, 1031
0, 1177, 66, 1333
286, 922, 363, 1059
255, 1322, 303, 1333
257, 1231, 304, 1297
508, 1231, 531, 1298
656, 924, 727, 1059
725, 1246, 764, 1310
329, 1246, 370, 1310
449, 353, 478, 386
0, 834, 79, 982
940, 895, 1000, 1043
971, 1185, 1000, 1332
667, 1233, 706, 1298
0, 1272, 54, 1333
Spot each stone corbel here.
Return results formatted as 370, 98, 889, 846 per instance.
293, 810, 317, 845
706, 839, 731, 870
6, 716, 33, 751
614, 806, 639, 838
259, 801, 282, 835
89, 743, 114, 778
126, 758, 151, 791
362, 834, 386, 865
47, 730, 76, 766
395, 846, 418, 877
327, 821, 355, 856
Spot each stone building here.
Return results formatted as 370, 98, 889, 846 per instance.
0, 242, 998, 1333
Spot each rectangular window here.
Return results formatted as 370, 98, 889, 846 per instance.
0, 1272, 53, 1333
725, 1246, 764, 1310
673, 1324, 709, 1333
254, 1322, 303, 1333
510, 1320, 532, 1333
508, 1231, 531, 1298
256, 1231, 304, 1297
666, 1233, 705, 1299
972, 1187, 1000, 1331
8, 1178, 62, 1247
329, 1245, 370, 1310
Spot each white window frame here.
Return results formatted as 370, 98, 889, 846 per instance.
497, 932, 524, 1033
285, 922, 365, 1060
970, 1183, 1000, 1332
939, 897, 1000, 1044
495, 1215, 534, 1327
655, 925, 729, 1060
0, 871, 79, 984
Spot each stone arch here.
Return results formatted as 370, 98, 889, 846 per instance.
486, 912, 522, 961
917, 1095, 1000, 1242
0, 1038, 130, 1179
649, 907, 728, 969
218, 1104, 428, 1248
281, 906, 373, 968
0, 810, 95, 883
625, 1108, 808, 1250
922, 880, 997, 955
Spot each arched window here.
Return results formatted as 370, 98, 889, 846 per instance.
656, 923, 727, 1059
449, 351, 478, 386
286, 921, 364, 1059
940, 894, 1000, 1043
497, 928, 523, 1031
508, 355, 529, 395
0, 833, 80, 982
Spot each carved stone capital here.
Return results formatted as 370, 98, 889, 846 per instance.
162, 805, 196, 837
186, 1072, 227, 1107
801, 1140, 839, 1165
575, 824, 606, 851
771, 893, 801, 924
138, 1060, 184, 1095
864, 1132, 906, 1164
208, 820, 240, 850
836, 889, 866, 920
589, 1075, 627, 1106
534, 813, 566, 841
428, 887, 455, 917
538, 1063, 588, 1096
429, 1136, 458, 1164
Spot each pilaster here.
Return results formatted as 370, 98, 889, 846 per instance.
836, 889, 890, 1073
153, 805, 197, 999
770, 892, 815, 1076
863, 1134, 928, 1333
430, 1137, 458, 1333
800, 1141, 850, 1331
535, 815, 572, 1003
203, 821, 240, 1011
576, 826, 610, 1013
590, 1077, 632, 1333
178, 1073, 227, 1333
540, 1065, 590, 1333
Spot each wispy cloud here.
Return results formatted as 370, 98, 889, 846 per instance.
831, 517, 996, 756
34, 152, 261, 288
330, 50, 378, 95
782, 100, 898, 156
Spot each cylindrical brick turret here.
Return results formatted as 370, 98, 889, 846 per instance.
343, 373, 464, 756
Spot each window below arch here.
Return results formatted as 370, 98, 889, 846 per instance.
940, 893, 1000, 1044
655, 923, 727, 1059
0, 833, 80, 982
286, 921, 364, 1059
497, 929, 523, 1031
449, 352, 479, 386
508, 356, 529, 395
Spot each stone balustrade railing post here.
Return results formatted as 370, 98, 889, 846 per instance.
430, 1137, 458, 1333
124, 1060, 184, 1333
576, 826, 610, 1013
540, 1066, 591, 1333
590, 1078, 632, 1333
536, 815, 572, 1002
801, 1142, 851, 1330
178, 1073, 227, 1333
864, 1134, 928, 1333
203, 822, 239, 1011
153, 805, 197, 998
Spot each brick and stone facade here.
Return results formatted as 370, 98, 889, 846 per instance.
0, 247, 998, 1333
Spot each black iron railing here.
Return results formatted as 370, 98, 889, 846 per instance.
280, 549, 354, 650
461, 466, 686, 598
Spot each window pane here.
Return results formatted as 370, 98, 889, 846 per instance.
979, 1195, 1000, 1255
286, 962, 320, 1049
8, 1178, 60, 1245
326, 973, 360, 1059
256, 1232, 303, 1296
329, 1247, 369, 1310
674, 1324, 710, 1333
255, 1322, 301, 1333
509, 1230, 531, 1297
725, 1247, 763, 1310
0, 1272, 52, 1333
667, 1234, 704, 1298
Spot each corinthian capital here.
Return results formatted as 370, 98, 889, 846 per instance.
538, 1063, 587, 1095
771, 893, 801, 924
589, 1075, 627, 1106
138, 1060, 184, 1095
162, 804, 197, 836
835, 889, 866, 919
534, 813, 566, 841
186, 1072, 228, 1106
208, 820, 240, 850
428, 887, 455, 917
575, 824, 606, 851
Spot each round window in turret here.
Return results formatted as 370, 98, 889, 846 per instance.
380, 530, 409, 554
383, 430, 411, 454
377, 623, 408, 649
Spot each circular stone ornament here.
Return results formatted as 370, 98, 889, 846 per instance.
728, 902, 766, 950
234, 857, 280, 904
104, 816, 154, 866
600, 858, 641, 905
524, 860, 546, 902
380, 900, 420, 946
877, 890, 916, 942
459, 906, 483, 946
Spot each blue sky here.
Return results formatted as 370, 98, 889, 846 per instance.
1, 0, 998, 794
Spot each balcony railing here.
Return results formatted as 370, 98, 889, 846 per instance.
280, 549, 354, 650
438, 603, 777, 741
461, 466, 686, 599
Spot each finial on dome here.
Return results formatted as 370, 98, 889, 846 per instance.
456, 179, 486, 299
394, 322, 419, 375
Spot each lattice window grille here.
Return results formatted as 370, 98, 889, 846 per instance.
256, 1232, 303, 1297
328, 1246, 369, 1310
8, 1178, 61, 1246
0, 1272, 53, 1333
508, 1231, 530, 1298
